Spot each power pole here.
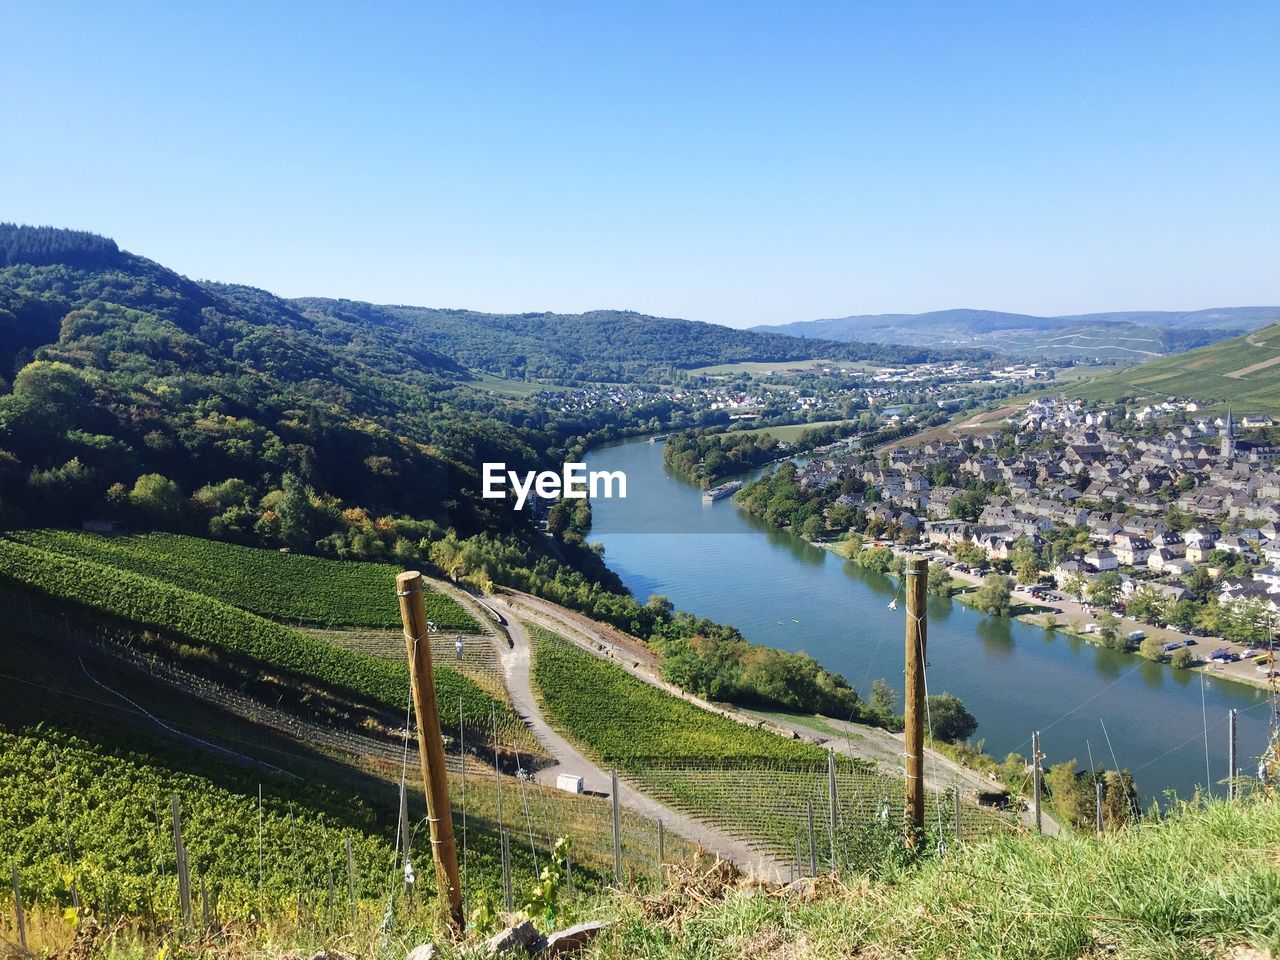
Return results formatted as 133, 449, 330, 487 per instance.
1032, 731, 1043, 835
397, 571, 463, 932
903, 555, 928, 842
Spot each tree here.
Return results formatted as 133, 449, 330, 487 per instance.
645, 594, 674, 619
1182, 565, 1215, 602
926, 562, 953, 597
972, 574, 1013, 617
276, 472, 319, 550
1096, 611, 1123, 649
869, 677, 897, 715
927, 692, 978, 742
1063, 571, 1089, 605
1126, 587, 1166, 626
800, 514, 825, 542
1089, 571, 1122, 609
1045, 760, 1092, 829
127, 473, 186, 529
1011, 536, 1041, 584
1167, 599, 1199, 632
949, 489, 987, 522
1138, 636, 1165, 661
1170, 646, 1194, 669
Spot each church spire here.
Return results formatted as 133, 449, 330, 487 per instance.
1220, 404, 1236, 459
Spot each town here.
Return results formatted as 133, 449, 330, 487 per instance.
776, 397, 1280, 683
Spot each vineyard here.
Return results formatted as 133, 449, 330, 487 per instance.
529, 626, 824, 767
0, 537, 513, 736
9, 529, 479, 631
529, 628, 1015, 864
0, 727, 396, 920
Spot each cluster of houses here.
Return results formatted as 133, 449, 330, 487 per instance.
802, 397, 1280, 620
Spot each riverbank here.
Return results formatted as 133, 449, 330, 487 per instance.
849, 539, 1275, 694
584, 435, 1270, 804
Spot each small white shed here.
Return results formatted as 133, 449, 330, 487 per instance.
556, 774, 584, 794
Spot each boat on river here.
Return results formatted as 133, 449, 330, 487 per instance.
702, 481, 742, 503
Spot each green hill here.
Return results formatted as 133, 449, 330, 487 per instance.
1071, 323, 1280, 412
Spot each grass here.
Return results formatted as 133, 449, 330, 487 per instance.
716, 418, 857, 442
580, 796, 1280, 959
464, 371, 568, 397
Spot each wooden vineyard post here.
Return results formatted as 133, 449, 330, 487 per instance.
396, 571, 464, 932
903, 555, 928, 843
656, 819, 665, 879
826, 751, 838, 869
172, 795, 192, 925
11, 862, 26, 951
345, 836, 357, 925
611, 769, 623, 884
806, 798, 817, 877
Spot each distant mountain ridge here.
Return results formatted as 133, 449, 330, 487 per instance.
752, 306, 1280, 361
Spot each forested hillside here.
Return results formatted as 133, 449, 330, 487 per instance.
283, 298, 978, 382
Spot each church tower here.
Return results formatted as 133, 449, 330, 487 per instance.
1220, 407, 1236, 459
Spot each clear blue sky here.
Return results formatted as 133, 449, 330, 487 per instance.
3, 2, 1277, 327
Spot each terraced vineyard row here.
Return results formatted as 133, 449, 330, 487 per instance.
11, 529, 478, 631
529, 626, 825, 766
634, 762, 1016, 866
0, 538, 513, 735
0, 727, 395, 919
304, 627, 503, 678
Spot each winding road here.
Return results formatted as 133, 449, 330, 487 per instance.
432, 579, 789, 879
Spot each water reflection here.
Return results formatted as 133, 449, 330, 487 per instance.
976, 616, 1015, 657
1139, 660, 1166, 690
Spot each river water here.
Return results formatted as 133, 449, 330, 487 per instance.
584, 436, 1273, 803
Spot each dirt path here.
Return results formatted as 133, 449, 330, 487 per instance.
1225, 353, 1280, 379
488, 596, 789, 880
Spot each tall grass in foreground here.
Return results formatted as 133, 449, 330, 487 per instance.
585, 797, 1280, 960
8, 799, 1276, 960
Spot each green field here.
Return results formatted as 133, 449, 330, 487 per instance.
11, 529, 478, 631
689, 358, 869, 376
718, 418, 858, 442
464, 371, 568, 397
1070, 323, 1280, 413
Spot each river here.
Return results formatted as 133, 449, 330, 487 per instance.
584, 436, 1272, 803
